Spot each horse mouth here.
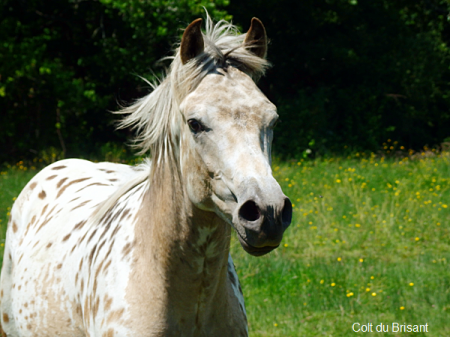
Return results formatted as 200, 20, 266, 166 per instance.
237, 236, 279, 256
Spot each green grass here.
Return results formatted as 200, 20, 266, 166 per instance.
1, 151, 450, 336
230, 152, 450, 336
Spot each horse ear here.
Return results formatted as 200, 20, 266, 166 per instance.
180, 18, 204, 65
244, 17, 267, 59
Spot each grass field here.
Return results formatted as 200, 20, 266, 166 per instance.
1, 149, 449, 336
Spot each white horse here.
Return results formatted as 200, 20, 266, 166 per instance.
0, 15, 292, 336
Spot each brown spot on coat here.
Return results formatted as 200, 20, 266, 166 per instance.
94, 240, 107, 262
120, 209, 130, 222
25, 215, 36, 236
73, 220, 87, 231
57, 177, 69, 188
71, 200, 91, 211
89, 245, 98, 266
102, 329, 115, 337
94, 261, 105, 281
69, 197, 80, 203
84, 297, 89, 320
57, 177, 91, 198
46, 175, 57, 180
36, 216, 53, 233
12, 221, 18, 233
78, 231, 89, 244
122, 242, 133, 259
104, 295, 113, 312
62, 233, 71, 241
93, 296, 100, 318
87, 229, 98, 245
110, 226, 120, 239
52, 165, 67, 170
108, 209, 123, 225
103, 260, 112, 273
29, 182, 37, 190
76, 182, 109, 193
46, 204, 57, 217
38, 190, 47, 199
107, 308, 124, 323
104, 241, 114, 260
46, 242, 52, 248
41, 204, 48, 216
2, 313, 9, 323
99, 222, 112, 242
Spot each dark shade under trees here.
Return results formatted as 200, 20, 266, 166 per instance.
1, 0, 450, 163
230, 0, 450, 156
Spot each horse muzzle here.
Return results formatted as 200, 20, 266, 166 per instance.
234, 197, 292, 256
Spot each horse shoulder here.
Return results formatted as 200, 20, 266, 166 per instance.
1, 159, 143, 336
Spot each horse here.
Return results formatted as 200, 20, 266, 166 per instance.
0, 15, 292, 336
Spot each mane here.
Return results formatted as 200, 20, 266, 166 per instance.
114, 13, 270, 164
90, 14, 270, 225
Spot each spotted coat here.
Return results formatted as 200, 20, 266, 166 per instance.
0, 159, 246, 336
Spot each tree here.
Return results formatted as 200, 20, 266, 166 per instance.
0, 0, 230, 163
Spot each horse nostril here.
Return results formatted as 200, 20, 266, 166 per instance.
281, 198, 292, 226
239, 200, 261, 222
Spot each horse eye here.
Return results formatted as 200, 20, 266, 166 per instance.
187, 119, 204, 133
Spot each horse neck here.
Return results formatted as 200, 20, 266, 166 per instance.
127, 153, 232, 332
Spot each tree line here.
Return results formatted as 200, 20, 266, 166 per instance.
1, 0, 450, 163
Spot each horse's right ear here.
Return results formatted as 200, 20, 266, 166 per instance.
180, 18, 204, 65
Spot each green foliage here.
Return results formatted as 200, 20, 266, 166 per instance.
2, 0, 450, 161
0, 0, 229, 163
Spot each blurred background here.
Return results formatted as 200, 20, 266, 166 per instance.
2, 3, 450, 336
1, 0, 450, 163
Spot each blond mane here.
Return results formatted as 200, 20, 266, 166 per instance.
115, 13, 270, 164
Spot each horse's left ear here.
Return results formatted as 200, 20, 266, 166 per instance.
180, 18, 204, 65
244, 17, 267, 59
